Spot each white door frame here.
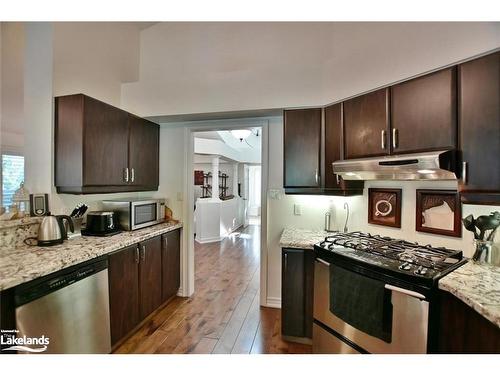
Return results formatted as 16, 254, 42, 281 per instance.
179, 118, 270, 307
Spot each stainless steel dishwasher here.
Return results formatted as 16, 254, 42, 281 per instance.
14, 258, 111, 354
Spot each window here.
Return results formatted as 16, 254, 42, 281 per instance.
2, 154, 25, 207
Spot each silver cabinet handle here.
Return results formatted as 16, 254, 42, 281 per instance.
385, 284, 425, 300
462, 161, 467, 185
316, 258, 331, 267
131, 168, 135, 183
284, 252, 288, 270
381, 130, 387, 149
124, 167, 129, 182
315, 169, 319, 184
135, 247, 140, 264
163, 236, 168, 248
336, 174, 340, 185
392, 128, 398, 149
141, 245, 146, 262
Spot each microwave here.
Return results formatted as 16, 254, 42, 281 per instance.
102, 198, 165, 231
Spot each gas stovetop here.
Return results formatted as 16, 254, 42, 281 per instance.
314, 232, 467, 289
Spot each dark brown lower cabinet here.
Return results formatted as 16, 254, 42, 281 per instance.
281, 248, 314, 341
162, 229, 181, 302
138, 236, 162, 320
108, 232, 180, 346
108, 244, 140, 346
437, 290, 500, 353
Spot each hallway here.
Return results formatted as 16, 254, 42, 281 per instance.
115, 225, 311, 354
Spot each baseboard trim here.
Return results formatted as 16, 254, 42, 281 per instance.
266, 297, 281, 308
195, 236, 222, 244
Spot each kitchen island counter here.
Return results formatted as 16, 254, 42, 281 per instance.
279, 228, 331, 250
0, 221, 183, 291
439, 261, 500, 329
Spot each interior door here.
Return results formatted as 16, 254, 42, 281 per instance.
139, 236, 162, 320
108, 244, 140, 346
83, 96, 129, 186
391, 67, 457, 154
243, 164, 250, 227
343, 88, 390, 159
283, 108, 322, 188
128, 115, 160, 188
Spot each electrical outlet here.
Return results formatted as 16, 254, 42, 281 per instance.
294, 204, 302, 216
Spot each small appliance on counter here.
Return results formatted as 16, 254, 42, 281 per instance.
37, 214, 74, 246
102, 198, 165, 231
82, 211, 121, 237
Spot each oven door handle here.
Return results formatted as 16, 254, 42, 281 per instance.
384, 284, 426, 300
316, 258, 331, 267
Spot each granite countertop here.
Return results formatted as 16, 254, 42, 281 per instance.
439, 261, 500, 329
0, 221, 183, 291
279, 228, 331, 250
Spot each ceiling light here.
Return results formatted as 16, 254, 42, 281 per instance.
231, 129, 252, 141
417, 169, 435, 174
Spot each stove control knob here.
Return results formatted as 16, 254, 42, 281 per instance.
414, 266, 427, 276
399, 262, 411, 271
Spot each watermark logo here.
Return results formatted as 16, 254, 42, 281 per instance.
1, 330, 49, 353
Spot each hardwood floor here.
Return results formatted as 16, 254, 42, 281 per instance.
114, 225, 312, 354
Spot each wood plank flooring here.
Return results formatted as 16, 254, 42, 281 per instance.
114, 225, 311, 354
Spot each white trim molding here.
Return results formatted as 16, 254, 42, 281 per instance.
265, 297, 281, 309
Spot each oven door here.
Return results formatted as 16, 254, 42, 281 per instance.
313, 258, 429, 354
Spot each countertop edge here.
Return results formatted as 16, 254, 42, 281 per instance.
0, 222, 183, 292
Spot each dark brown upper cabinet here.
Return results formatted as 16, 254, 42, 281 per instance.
283, 108, 322, 189
128, 115, 160, 188
343, 88, 390, 159
324, 103, 364, 193
391, 67, 457, 154
55, 94, 159, 194
458, 51, 500, 205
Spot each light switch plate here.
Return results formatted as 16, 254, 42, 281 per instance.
294, 204, 302, 216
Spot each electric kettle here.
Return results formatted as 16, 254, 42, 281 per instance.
37, 214, 74, 246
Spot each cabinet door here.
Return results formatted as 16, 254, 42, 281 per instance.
139, 236, 162, 320
391, 67, 457, 154
161, 229, 181, 302
283, 108, 322, 188
129, 115, 160, 188
458, 52, 500, 204
344, 88, 390, 159
108, 244, 140, 346
281, 249, 314, 339
83, 96, 129, 186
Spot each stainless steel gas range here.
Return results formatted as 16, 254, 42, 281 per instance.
313, 232, 468, 354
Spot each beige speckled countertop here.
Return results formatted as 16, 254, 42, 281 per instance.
279, 228, 331, 250
0, 221, 182, 291
439, 261, 500, 329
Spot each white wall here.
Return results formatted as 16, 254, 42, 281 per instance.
0, 22, 25, 154
122, 22, 500, 116
53, 22, 141, 107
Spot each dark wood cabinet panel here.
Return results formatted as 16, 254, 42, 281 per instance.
344, 88, 390, 159
138, 236, 163, 320
281, 248, 314, 340
83, 96, 130, 186
108, 244, 140, 346
391, 68, 457, 154
458, 51, 500, 205
437, 290, 500, 353
283, 108, 322, 188
324, 103, 364, 192
55, 94, 159, 194
129, 115, 160, 188
161, 229, 181, 302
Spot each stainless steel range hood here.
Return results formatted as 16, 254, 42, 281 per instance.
332, 150, 458, 181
